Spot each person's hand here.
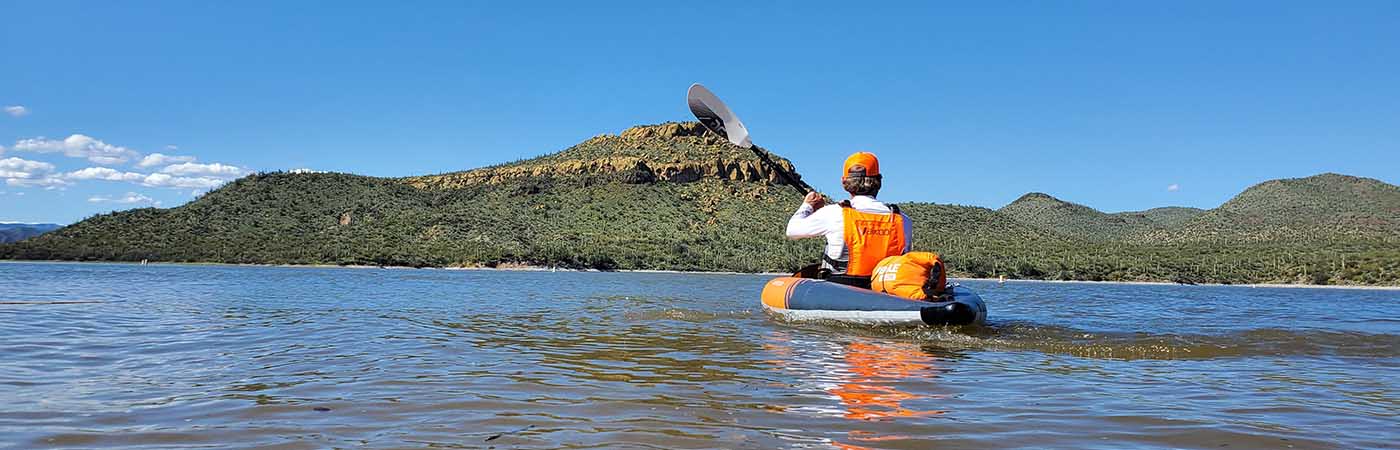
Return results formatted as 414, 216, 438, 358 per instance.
803, 191, 826, 210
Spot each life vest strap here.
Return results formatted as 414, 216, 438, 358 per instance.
822, 253, 848, 273
838, 200, 901, 215
826, 274, 872, 290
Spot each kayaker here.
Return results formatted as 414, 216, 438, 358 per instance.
785, 151, 912, 289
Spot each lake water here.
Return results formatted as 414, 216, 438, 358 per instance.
1, 262, 1396, 449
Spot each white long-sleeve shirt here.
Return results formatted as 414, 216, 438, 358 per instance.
785, 195, 913, 271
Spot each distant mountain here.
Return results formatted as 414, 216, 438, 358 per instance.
0, 223, 61, 244
2, 123, 1397, 285
1148, 173, 1400, 244
995, 174, 1400, 247
1112, 207, 1205, 229
998, 193, 1164, 241
996, 193, 1210, 242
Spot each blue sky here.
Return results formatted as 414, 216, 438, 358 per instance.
2, 1, 1396, 224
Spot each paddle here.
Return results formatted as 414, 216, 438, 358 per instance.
687, 83, 817, 196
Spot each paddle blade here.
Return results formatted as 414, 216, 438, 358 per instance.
687, 83, 752, 149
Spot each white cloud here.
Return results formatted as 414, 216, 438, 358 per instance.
160, 162, 243, 177
13, 134, 139, 165
65, 167, 146, 182
88, 192, 161, 207
4, 106, 29, 117
52, 166, 229, 191
136, 152, 197, 168
5, 176, 71, 189
0, 157, 67, 189
1166, 184, 1180, 192
0, 145, 6, 156
141, 172, 228, 189
0, 157, 56, 179
5, 135, 249, 196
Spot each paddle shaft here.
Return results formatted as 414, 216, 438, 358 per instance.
750, 145, 815, 196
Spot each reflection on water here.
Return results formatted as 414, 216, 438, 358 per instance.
768, 337, 948, 421
1, 262, 1397, 449
828, 342, 947, 422
766, 335, 954, 449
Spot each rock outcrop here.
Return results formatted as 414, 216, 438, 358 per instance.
404, 122, 803, 190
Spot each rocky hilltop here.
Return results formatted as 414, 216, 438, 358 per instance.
2, 123, 1397, 285
406, 122, 802, 189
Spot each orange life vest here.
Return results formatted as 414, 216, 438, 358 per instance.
832, 201, 907, 277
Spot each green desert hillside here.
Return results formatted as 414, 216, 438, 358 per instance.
1143, 173, 1400, 244
999, 194, 1216, 242
1113, 207, 1206, 229
2, 123, 818, 272
2, 123, 1397, 285
998, 193, 1168, 241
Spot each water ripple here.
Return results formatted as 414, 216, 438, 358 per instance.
1, 262, 1396, 449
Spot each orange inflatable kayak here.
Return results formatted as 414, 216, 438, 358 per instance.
760, 277, 987, 326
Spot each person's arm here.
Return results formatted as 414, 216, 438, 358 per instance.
786, 192, 832, 239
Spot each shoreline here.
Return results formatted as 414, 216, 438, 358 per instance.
4, 259, 1399, 290
0, 259, 786, 276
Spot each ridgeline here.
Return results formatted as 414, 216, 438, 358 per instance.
0, 223, 60, 244
3, 122, 1398, 285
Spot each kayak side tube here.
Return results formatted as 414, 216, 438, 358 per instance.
761, 277, 987, 326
